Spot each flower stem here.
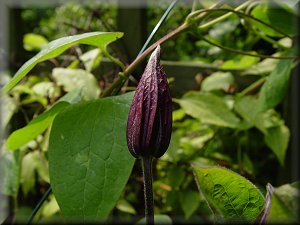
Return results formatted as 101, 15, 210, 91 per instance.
142, 156, 154, 225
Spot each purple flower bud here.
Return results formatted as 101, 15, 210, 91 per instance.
126, 45, 172, 158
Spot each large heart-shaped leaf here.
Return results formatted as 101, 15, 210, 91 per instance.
193, 166, 265, 223
0, 32, 123, 94
48, 92, 135, 222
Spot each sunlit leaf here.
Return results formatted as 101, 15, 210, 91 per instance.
6, 102, 70, 151
6, 89, 82, 151
201, 72, 234, 92
80, 48, 102, 72
221, 54, 260, 70
176, 92, 240, 128
0, 150, 20, 197
116, 199, 136, 215
136, 215, 172, 224
41, 195, 60, 218
23, 33, 48, 51
0, 95, 17, 131
193, 166, 265, 223
1, 32, 123, 94
21, 152, 36, 196
52, 68, 100, 100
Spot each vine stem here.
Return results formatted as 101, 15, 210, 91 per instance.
142, 156, 154, 225
201, 37, 297, 59
101, 22, 189, 97
27, 187, 52, 225
137, 0, 179, 57
101, 0, 250, 97
238, 77, 266, 97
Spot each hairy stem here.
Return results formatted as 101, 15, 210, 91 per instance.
142, 156, 154, 225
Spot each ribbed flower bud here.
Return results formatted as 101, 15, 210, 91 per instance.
126, 45, 172, 158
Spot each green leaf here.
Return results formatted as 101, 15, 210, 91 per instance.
234, 96, 290, 165
234, 96, 273, 133
6, 89, 82, 151
32, 81, 61, 99
41, 195, 60, 218
176, 92, 240, 128
251, 3, 295, 37
20, 151, 50, 196
0, 194, 9, 224
23, 33, 48, 51
235, 96, 285, 132
264, 124, 290, 166
256, 58, 293, 112
162, 130, 182, 163
0, 150, 20, 197
0, 95, 17, 131
60, 88, 83, 104
267, 182, 300, 223
116, 199, 136, 215
193, 166, 265, 223
167, 167, 185, 190
48, 92, 135, 221
201, 72, 234, 92
180, 191, 200, 219
136, 215, 172, 224
221, 54, 260, 70
172, 109, 185, 122
275, 0, 300, 15
52, 68, 100, 100
6, 101, 70, 151
80, 48, 102, 72
21, 152, 38, 196
1, 32, 123, 94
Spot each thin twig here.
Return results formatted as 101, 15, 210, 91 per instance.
238, 77, 266, 97
202, 37, 297, 59
196, 8, 292, 39
27, 187, 52, 225
137, 0, 179, 57
101, 0, 226, 97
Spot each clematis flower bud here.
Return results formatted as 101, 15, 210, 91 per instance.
126, 45, 172, 158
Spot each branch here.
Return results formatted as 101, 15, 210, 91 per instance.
101, 0, 226, 97
202, 37, 298, 60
